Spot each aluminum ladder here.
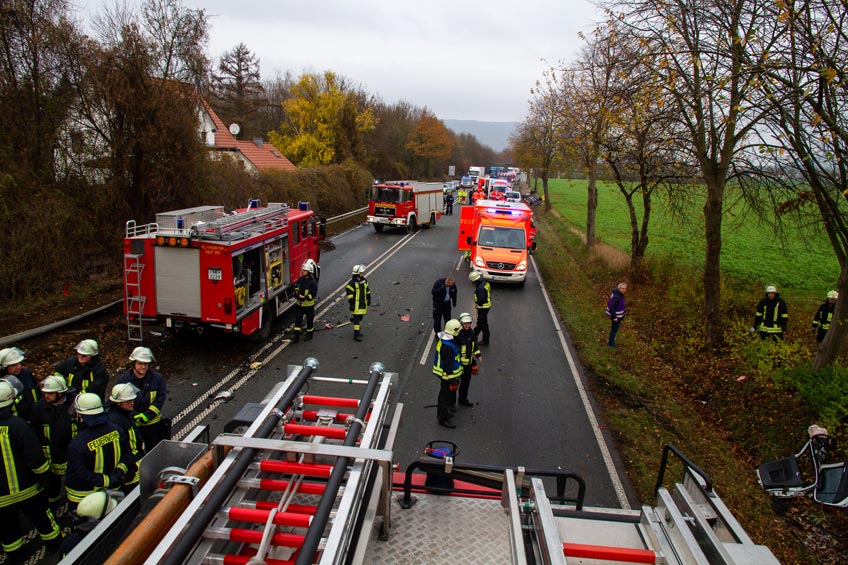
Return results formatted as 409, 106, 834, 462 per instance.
124, 254, 146, 342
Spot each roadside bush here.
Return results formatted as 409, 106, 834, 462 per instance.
773, 364, 848, 434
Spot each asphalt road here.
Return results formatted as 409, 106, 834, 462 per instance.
162, 207, 632, 510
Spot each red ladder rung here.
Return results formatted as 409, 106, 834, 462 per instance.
226, 507, 312, 528
259, 460, 333, 478
252, 501, 317, 514
284, 423, 347, 439
258, 479, 326, 495
228, 528, 305, 547
223, 555, 293, 565
563, 542, 656, 564
302, 394, 360, 408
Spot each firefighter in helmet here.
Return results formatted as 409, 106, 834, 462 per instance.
116, 347, 167, 452
346, 264, 371, 341
60, 489, 123, 556
753, 284, 788, 340
470, 272, 492, 345
30, 374, 77, 508
291, 258, 319, 342
432, 319, 463, 429
107, 383, 142, 493
54, 339, 109, 401
0, 347, 39, 422
457, 312, 482, 407
65, 393, 132, 508
0, 380, 62, 563
812, 290, 839, 346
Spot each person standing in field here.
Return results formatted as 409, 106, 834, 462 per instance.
812, 290, 838, 346
605, 283, 627, 347
753, 284, 788, 340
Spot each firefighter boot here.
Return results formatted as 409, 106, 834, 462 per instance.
304, 330, 313, 341
354, 330, 362, 341
291, 331, 300, 343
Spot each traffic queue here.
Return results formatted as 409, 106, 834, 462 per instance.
0, 342, 167, 563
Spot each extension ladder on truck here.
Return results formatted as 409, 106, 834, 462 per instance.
142, 358, 396, 565
124, 220, 155, 342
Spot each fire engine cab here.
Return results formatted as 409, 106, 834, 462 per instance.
123, 199, 324, 341
459, 200, 536, 285
366, 181, 444, 233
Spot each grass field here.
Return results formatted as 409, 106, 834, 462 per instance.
545, 178, 840, 294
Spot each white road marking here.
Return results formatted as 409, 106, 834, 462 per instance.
530, 255, 631, 509
419, 331, 436, 366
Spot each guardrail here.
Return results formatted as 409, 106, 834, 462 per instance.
326, 206, 368, 224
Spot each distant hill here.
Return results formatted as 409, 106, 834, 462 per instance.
443, 119, 517, 153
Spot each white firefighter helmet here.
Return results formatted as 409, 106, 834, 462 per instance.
469, 271, 482, 282
765, 285, 777, 293
110, 383, 139, 403
129, 346, 155, 363
459, 312, 473, 324
827, 290, 839, 300
77, 490, 117, 519
0, 347, 24, 369
75, 339, 100, 356
352, 264, 366, 276
0, 379, 17, 408
302, 258, 316, 274
40, 374, 69, 394
444, 319, 462, 337
74, 392, 103, 415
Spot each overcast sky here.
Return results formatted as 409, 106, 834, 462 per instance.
81, 1, 602, 123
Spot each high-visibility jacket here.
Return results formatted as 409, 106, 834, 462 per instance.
54, 356, 109, 401
1, 367, 39, 422
458, 328, 481, 366
813, 301, 836, 332
474, 281, 492, 309
30, 396, 77, 475
346, 277, 371, 315
116, 369, 166, 426
107, 406, 141, 486
755, 294, 788, 334
294, 275, 318, 307
0, 408, 51, 508
432, 337, 462, 380
65, 417, 131, 503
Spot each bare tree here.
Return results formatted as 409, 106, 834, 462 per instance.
607, 0, 775, 348
211, 43, 264, 138
520, 69, 566, 211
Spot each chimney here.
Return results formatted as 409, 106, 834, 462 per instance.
253, 137, 264, 148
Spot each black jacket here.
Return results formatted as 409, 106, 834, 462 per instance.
0, 407, 51, 507
55, 355, 109, 401
30, 395, 77, 472
431, 278, 457, 308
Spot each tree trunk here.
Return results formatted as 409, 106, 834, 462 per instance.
586, 167, 597, 248
814, 262, 848, 370
542, 170, 551, 212
703, 180, 724, 349
637, 186, 651, 259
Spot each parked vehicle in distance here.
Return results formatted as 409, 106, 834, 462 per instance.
505, 190, 521, 203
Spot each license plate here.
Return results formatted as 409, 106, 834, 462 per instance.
208, 268, 223, 281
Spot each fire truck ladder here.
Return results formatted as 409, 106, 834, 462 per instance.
196, 204, 291, 241
144, 359, 396, 565
124, 253, 146, 342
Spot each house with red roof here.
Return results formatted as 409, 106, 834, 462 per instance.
198, 99, 296, 173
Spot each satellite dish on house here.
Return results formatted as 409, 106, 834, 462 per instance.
228, 123, 241, 136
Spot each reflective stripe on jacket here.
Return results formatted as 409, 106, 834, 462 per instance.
0, 411, 50, 507
295, 275, 318, 307
432, 338, 462, 380
346, 278, 371, 315
755, 294, 788, 333
474, 281, 492, 309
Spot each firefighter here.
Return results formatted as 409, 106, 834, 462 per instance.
346, 264, 371, 341
116, 347, 167, 452
65, 393, 132, 508
0, 347, 39, 421
431, 276, 457, 334
432, 319, 463, 429
292, 259, 319, 342
30, 374, 76, 508
813, 290, 838, 345
107, 383, 142, 493
470, 272, 492, 345
54, 339, 109, 401
457, 312, 482, 407
753, 284, 788, 340
60, 489, 122, 557
0, 380, 62, 563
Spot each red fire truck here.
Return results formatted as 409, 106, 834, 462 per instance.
123, 199, 324, 341
366, 181, 444, 233
458, 199, 536, 285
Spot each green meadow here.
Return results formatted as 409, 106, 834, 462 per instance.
546, 178, 839, 294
